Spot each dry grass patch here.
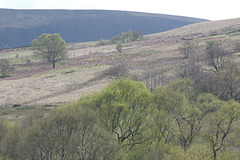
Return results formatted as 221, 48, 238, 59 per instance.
0, 65, 109, 107
148, 18, 240, 40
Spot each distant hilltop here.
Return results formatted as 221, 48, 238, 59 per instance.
0, 9, 207, 49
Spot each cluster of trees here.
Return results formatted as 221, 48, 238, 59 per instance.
110, 30, 143, 44
1, 78, 240, 159
133, 40, 238, 94
1, 32, 240, 159
97, 30, 143, 52
178, 41, 240, 101
97, 30, 143, 46
112, 30, 142, 52
137, 40, 240, 103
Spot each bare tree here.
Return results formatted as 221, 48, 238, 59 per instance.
205, 41, 229, 72
178, 41, 199, 58
208, 63, 240, 101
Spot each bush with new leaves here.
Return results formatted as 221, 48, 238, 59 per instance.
0, 59, 12, 78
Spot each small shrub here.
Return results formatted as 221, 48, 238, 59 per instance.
116, 43, 123, 52
96, 39, 109, 46
25, 59, 31, 65
99, 65, 129, 79
0, 59, 12, 78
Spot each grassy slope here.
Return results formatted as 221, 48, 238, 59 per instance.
0, 18, 240, 116
148, 18, 240, 39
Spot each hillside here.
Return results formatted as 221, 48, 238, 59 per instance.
148, 17, 240, 39
0, 17, 240, 110
1, 13, 240, 160
0, 9, 207, 49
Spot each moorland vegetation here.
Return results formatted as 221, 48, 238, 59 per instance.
1, 18, 240, 159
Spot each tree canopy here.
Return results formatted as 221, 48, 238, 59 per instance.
32, 33, 67, 68
1, 77, 240, 159
80, 79, 153, 150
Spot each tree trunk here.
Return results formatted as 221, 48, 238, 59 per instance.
52, 58, 55, 69
61, 147, 65, 160
213, 149, 217, 160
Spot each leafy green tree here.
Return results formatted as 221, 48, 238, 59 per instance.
83, 78, 153, 151
205, 100, 240, 160
21, 105, 117, 160
153, 79, 212, 151
174, 93, 219, 152
153, 86, 184, 145
152, 107, 176, 145
32, 33, 67, 68
0, 119, 20, 160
